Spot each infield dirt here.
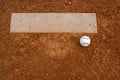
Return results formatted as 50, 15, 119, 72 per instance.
0, 0, 120, 80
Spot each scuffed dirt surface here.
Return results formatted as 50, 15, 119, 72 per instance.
0, 0, 120, 80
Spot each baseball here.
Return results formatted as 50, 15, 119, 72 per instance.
80, 36, 91, 47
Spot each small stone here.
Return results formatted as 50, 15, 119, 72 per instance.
64, 2, 72, 5
14, 68, 20, 73
102, 34, 106, 39
68, 2, 72, 5
45, 73, 49, 77
103, 9, 106, 12
29, 60, 33, 63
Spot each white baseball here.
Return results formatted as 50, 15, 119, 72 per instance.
80, 36, 91, 47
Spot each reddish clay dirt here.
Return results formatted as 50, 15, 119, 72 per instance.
0, 0, 120, 80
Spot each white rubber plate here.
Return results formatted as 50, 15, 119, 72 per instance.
10, 13, 97, 33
